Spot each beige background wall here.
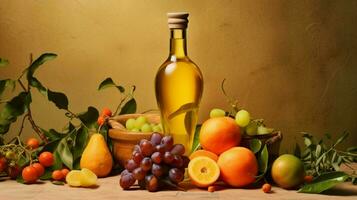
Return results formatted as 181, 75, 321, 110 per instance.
1, 0, 356, 151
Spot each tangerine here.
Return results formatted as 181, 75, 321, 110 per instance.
217, 147, 258, 187
199, 117, 241, 155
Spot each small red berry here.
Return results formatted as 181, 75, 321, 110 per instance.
97, 116, 105, 126
304, 175, 314, 183
101, 108, 112, 117
262, 183, 272, 193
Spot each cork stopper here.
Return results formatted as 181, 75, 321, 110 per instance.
167, 12, 189, 29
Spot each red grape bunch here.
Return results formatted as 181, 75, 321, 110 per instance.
119, 133, 189, 192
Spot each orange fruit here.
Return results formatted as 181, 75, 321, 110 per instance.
188, 156, 220, 188
32, 163, 44, 177
39, 152, 54, 167
199, 117, 241, 155
189, 150, 218, 162
52, 170, 64, 181
217, 147, 258, 187
26, 138, 39, 149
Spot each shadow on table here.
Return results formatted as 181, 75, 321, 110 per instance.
322, 184, 357, 196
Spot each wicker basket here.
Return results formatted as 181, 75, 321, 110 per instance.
108, 113, 161, 167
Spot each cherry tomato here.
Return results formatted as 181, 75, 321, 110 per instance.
304, 175, 314, 183
61, 168, 70, 178
39, 152, 54, 167
52, 170, 64, 181
7, 164, 22, 179
0, 157, 8, 173
262, 183, 272, 193
26, 138, 40, 150
22, 166, 38, 183
101, 108, 112, 117
97, 116, 105, 126
5, 151, 16, 160
32, 163, 45, 177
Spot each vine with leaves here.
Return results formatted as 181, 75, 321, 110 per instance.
0, 53, 137, 181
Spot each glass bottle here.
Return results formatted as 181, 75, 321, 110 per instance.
155, 12, 204, 155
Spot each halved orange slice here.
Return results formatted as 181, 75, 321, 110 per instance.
188, 156, 220, 188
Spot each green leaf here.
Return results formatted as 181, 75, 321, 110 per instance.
52, 151, 63, 170
98, 77, 125, 93
120, 98, 137, 114
77, 106, 99, 128
191, 125, 202, 153
298, 171, 348, 194
0, 58, 9, 67
0, 79, 16, 97
17, 155, 30, 167
250, 139, 262, 154
56, 138, 73, 169
334, 132, 349, 147
42, 139, 61, 152
42, 128, 66, 141
26, 53, 57, 80
16, 176, 25, 184
72, 127, 88, 161
40, 169, 53, 180
47, 89, 68, 110
0, 92, 31, 134
258, 145, 269, 173
29, 77, 47, 96
168, 102, 197, 120
52, 180, 65, 185
303, 134, 313, 147
315, 144, 322, 158
73, 157, 81, 170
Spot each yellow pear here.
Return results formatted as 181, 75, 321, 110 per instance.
80, 133, 113, 177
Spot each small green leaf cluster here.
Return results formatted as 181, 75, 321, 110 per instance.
296, 132, 356, 176
296, 132, 357, 193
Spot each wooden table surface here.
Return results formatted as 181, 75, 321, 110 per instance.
1, 175, 356, 200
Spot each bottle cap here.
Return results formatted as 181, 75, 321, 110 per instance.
167, 12, 189, 29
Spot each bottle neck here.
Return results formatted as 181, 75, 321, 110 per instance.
169, 29, 187, 59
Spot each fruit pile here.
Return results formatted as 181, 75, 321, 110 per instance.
125, 116, 163, 132
119, 133, 189, 192
188, 115, 259, 189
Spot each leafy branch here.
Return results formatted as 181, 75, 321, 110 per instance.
296, 132, 357, 193
0, 53, 137, 172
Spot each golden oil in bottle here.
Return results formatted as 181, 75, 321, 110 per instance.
155, 12, 203, 154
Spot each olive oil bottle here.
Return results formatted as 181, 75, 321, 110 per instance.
155, 12, 203, 155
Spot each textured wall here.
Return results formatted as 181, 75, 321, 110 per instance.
0, 0, 356, 151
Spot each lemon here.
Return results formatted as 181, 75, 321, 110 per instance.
66, 170, 82, 187
80, 168, 98, 187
